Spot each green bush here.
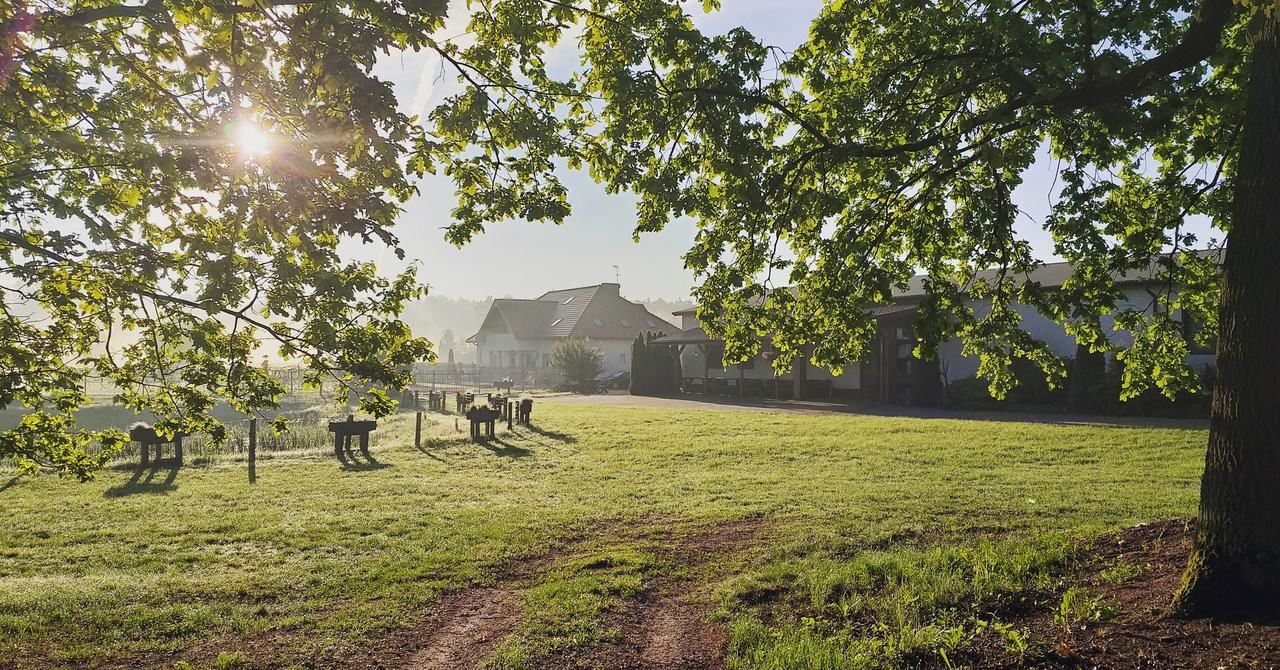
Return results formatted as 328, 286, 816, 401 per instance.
552, 338, 604, 393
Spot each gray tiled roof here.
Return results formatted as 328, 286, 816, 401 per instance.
894, 249, 1222, 297
491, 299, 557, 339
537, 284, 601, 337
470, 283, 678, 343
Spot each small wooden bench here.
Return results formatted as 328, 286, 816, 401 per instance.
328, 415, 377, 459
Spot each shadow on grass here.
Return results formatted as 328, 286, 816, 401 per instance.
479, 436, 532, 458
523, 424, 577, 444
412, 440, 449, 462
337, 449, 391, 472
104, 461, 180, 497
0, 474, 23, 493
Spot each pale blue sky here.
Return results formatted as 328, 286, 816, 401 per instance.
365, 1, 1181, 301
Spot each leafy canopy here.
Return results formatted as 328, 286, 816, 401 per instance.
1, 0, 457, 478
3, 0, 1265, 477
421, 0, 1259, 400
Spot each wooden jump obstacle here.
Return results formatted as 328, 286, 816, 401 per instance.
517, 399, 533, 425
455, 392, 474, 414
420, 391, 445, 412
492, 379, 514, 394
328, 415, 377, 459
129, 424, 186, 466
465, 406, 500, 441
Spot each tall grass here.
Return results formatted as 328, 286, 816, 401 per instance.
721, 535, 1079, 669
106, 421, 336, 464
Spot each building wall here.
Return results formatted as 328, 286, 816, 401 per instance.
936, 286, 1216, 381
674, 282, 1216, 400
475, 332, 633, 376
677, 344, 861, 390
590, 338, 634, 375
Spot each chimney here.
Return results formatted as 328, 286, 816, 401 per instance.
599, 282, 621, 297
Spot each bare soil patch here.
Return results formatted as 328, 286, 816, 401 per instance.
960, 519, 1280, 670
380, 588, 520, 670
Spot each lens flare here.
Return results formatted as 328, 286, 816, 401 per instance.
232, 121, 272, 158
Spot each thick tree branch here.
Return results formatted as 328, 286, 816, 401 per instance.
1051, 0, 1236, 111
670, 86, 834, 149
682, 0, 1235, 165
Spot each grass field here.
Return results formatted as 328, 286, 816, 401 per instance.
0, 404, 1207, 669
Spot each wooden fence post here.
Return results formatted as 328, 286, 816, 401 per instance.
248, 417, 257, 484
415, 411, 423, 448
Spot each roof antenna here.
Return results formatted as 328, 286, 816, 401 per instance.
612, 265, 620, 284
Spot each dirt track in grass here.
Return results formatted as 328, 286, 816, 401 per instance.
373, 519, 1280, 670
526, 520, 768, 670
336, 519, 764, 670
389, 588, 521, 670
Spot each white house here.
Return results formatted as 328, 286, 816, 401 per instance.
656, 255, 1219, 404
468, 283, 679, 382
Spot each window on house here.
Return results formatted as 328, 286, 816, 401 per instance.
550, 318, 562, 327
593, 318, 604, 327
621, 352, 627, 364
543, 353, 552, 367
646, 319, 656, 328
563, 296, 575, 304
620, 319, 631, 327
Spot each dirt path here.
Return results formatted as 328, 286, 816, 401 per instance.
342, 520, 763, 670
401, 588, 520, 670
539, 520, 766, 670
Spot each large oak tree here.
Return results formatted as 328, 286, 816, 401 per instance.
419, 0, 1277, 616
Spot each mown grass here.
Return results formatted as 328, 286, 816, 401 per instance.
0, 403, 1206, 669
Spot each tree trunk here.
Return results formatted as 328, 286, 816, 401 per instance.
1174, 20, 1280, 617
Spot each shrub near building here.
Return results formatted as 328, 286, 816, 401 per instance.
629, 332, 681, 396
552, 339, 605, 394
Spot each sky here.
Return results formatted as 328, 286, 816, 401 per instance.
368, 0, 830, 301
362, 0, 1198, 302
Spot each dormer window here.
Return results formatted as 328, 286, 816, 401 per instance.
592, 318, 604, 327
550, 318, 562, 327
